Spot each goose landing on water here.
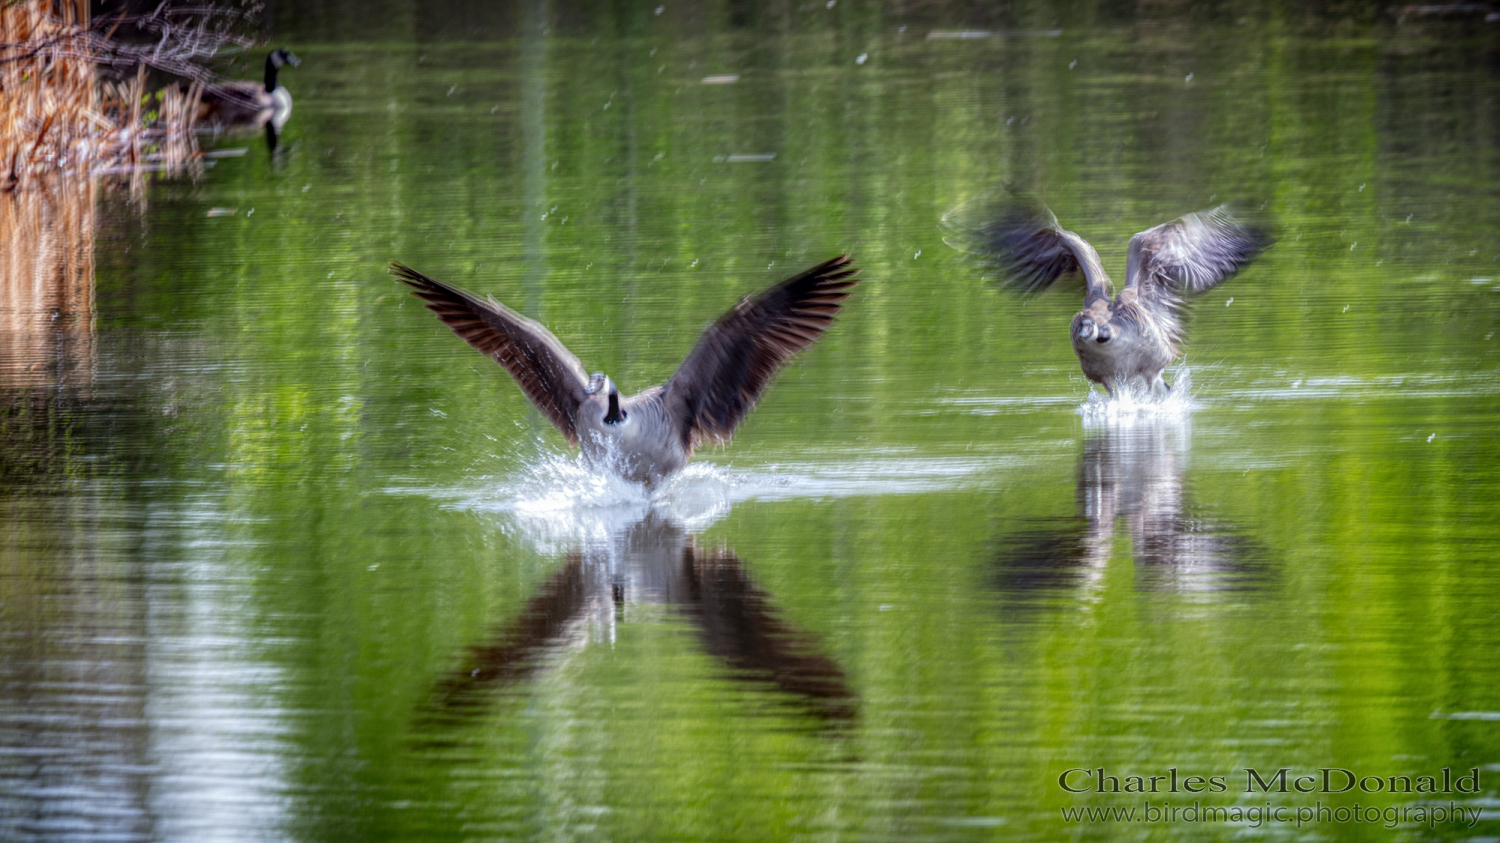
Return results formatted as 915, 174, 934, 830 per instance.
945, 195, 1273, 395
390, 256, 859, 487
197, 48, 300, 132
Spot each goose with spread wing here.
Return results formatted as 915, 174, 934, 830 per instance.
944, 196, 1272, 394
390, 256, 859, 487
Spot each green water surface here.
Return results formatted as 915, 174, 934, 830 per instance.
2, 2, 1498, 841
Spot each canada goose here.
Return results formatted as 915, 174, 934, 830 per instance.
945, 195, 1272, 394
390, 255, 859, 486
197, 48, 300, 131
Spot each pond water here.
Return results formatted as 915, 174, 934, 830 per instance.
2, 3, 1499, 841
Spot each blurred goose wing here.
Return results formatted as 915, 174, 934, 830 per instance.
1125, 205, 1273, 299
391, 262, 592, 444
943, 193, 1112, 304
665, 255, 858, 449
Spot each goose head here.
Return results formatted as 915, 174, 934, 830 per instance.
1068, 304, 1116, 348
264, 48, 301, 93
586, 373, 626, 425
1070, 303, 1141, 368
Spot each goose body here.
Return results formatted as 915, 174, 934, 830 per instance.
198, 48, 300, 131
391, 256, 859, 487
945, 197, 1272, 394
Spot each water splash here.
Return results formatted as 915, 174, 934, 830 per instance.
399, 449, 1017, 553
455, 453, 657, 554
1079, 366, 1197, 428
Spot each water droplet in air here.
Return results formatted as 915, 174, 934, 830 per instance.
856, 53, 868, 65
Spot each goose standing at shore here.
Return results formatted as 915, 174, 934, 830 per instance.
197, 48, 300, 132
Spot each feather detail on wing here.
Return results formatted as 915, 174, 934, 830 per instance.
1125, 204, 1274, 299
942, 191, 1113, 302
390, 262, 591, 444
666, 255, 858, 449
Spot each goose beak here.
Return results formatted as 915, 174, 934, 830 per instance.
283, 52, 301, 68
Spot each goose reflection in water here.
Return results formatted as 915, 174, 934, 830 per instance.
423, 512, 855, 730
992, 424, 1269, 601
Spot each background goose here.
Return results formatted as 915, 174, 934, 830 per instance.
197, 48, 300, 132
944, 194, 1273, 394
390, 255, 859, 487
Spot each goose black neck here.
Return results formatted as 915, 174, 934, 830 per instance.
604, 392, 624, 424
264, 54, 279, 93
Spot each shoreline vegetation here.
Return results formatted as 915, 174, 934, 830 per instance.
3, 0, 256, 438
1, 0, 258, 190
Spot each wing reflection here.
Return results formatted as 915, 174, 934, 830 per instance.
425, 512, 855, 729
993, 425, 1267, 601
